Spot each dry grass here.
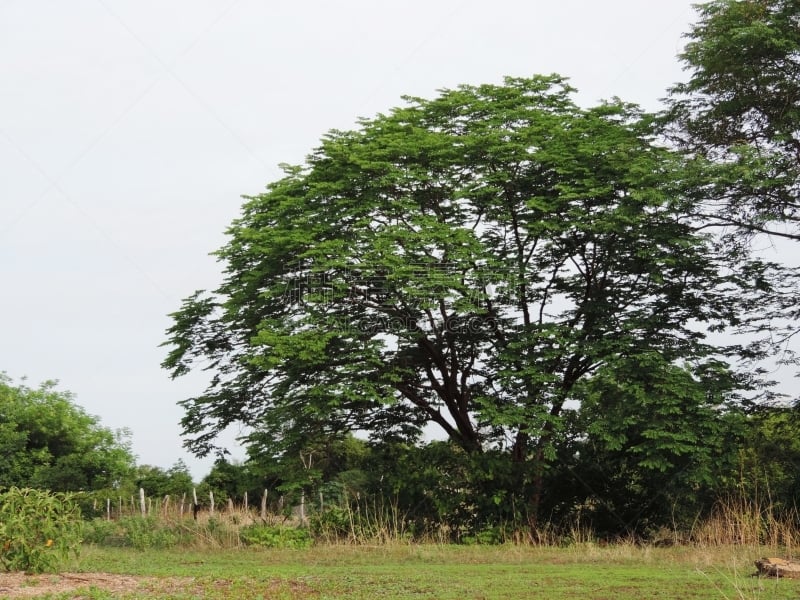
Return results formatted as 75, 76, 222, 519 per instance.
691, 497, 799, 553
88, 491, 800, 555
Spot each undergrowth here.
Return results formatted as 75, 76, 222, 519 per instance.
78, 492, 800, 554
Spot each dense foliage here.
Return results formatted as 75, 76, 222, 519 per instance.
668, 0, 800, 241
129, 461, 195, 499
0, 487, 83, 573
0, 375, 136, 492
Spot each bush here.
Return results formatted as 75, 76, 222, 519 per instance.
121, 516, 180, 549
82, 518, 126, 546
83, 516, 182, 550
0, 487, 83, 573
239, 525, 312, 549
84, 516, 249, 549
310, 506, 352, 540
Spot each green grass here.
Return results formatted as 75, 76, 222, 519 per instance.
33, 544, 800, 599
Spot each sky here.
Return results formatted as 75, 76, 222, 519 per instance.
1, 0, 708, 480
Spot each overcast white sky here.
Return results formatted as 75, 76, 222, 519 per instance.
1, 0, 709, 479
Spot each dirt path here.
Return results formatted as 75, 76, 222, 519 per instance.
0, 572, 192, 597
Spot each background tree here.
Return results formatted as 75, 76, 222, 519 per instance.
164, 76, 781, 530
553, 353, 749, 536
0, 374, 135, 492
239, 433, 371, 510
670, 0, 800, 513
128, 460, 194, 499
732, 403, 800, 509
668, 0, 800, 240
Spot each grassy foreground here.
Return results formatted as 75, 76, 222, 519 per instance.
24, 543, 800, 599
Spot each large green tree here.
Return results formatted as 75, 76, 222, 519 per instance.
163, 76, 778, 526
0, 375, 135, 491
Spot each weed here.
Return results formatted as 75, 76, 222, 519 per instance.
239, 524, 312, 549
0, 487, 83, 573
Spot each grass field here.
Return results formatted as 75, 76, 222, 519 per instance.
6, 543, 800, 599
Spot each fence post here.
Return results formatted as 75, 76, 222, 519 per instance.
139, 488, 146, 517
261, 489, 268, 521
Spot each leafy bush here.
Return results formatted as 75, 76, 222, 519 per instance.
81, 518, 126, 546
0, 487, 83, 573
84, 516, 252, 549
310, 506, 352, 540
122, 516, 180, 549
460, 525, 509, 545
239, 525, 312, 549
83, 516, 183, 549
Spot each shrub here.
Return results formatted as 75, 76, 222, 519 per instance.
84, 516, 248, 549
0, 487, 83, 573
239, 525, 312, 549
82, 516, 182, 549
310, 506, 352, 540
102, 516, 186, 550
120, 516, 180, 549
82, 518, 127, 546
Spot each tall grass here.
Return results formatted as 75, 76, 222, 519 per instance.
691, 496, 799, 552
80, 490, 800, 555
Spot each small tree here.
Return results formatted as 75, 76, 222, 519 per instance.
0, 487, 83, 573
562, 353, 748, 535
126, 461, 194, 499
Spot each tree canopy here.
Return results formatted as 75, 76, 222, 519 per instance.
0, 375, 136, 492
668, 0, 800, 240
128, 461, 195, 499
163, 75, 784, 524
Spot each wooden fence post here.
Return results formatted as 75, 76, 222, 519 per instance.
192, 487, 199, 521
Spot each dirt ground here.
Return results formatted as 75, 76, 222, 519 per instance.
0, 572, 313, 598
0, 572, 193, 598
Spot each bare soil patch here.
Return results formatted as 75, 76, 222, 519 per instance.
0, 571, 193, 598
0, 572, 319, 598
